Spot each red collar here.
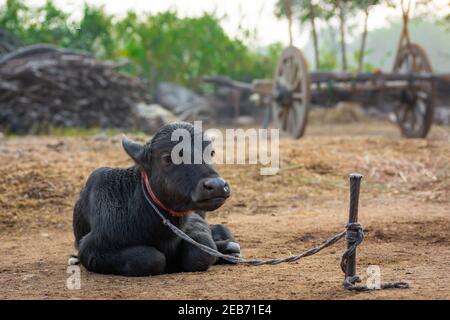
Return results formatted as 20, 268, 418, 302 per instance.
141, 171, 192, 218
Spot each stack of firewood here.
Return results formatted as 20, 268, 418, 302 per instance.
0, 29, 24, 56
0, 45, 152, 134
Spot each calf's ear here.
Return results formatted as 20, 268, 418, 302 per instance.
122, 136, 146, 165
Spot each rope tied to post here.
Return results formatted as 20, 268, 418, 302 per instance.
340, 222, 365, 274
141, 173, 409, 291
339, 222, 409, 291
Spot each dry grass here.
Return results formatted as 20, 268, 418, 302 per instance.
1, 121, 448, 233
0, 121, 449, 299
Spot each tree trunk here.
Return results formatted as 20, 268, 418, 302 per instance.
358, 6, 370, 73
338, 0, 347, 71
286, 0, 293, 45
309, 2, 320, 70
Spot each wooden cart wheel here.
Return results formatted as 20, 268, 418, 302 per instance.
272, 46, 311, 139
392, 43, 434, 138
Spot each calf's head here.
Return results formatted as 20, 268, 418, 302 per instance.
122, 122, 230, 213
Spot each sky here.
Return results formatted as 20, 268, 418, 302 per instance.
2, 0, 450, 48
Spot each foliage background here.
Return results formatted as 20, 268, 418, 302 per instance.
1, 0, 449, 92
0, 0, 283, 92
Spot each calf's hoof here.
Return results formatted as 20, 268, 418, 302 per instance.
68, 255, 80, 266
224, 242, 240, 256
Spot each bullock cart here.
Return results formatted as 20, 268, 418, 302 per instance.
205, 1, 448, 139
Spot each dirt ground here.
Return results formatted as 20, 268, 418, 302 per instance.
0, 120, 449, 300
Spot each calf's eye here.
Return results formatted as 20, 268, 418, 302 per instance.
211, 150, 215, 157
162, 154, 172, 164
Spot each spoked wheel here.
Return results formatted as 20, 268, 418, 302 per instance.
272, 46, 311, 139
392, 43, 434, 138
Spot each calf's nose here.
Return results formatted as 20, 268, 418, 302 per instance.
202, 177, 230, 198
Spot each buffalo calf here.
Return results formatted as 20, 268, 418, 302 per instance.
72, 122, 239, 276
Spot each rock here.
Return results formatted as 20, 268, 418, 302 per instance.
364, 105, 391, 120
45, 141, 65, 151
155, 82, 213, 121
22, 274, 36, 281
203, 92, 234, 120
134, 103, 179, 134
110, 134, 123, 144
94, 132, 108, 141
234, 116, 255, 126
434, 106, 450, 126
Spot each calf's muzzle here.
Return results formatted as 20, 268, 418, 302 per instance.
191, 177, 231, 211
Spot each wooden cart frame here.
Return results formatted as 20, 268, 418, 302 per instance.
205, 1, 446, 139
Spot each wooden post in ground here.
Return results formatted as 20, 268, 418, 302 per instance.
345, 173, 363, 281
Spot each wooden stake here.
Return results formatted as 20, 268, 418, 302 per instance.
345, 173, 363, 280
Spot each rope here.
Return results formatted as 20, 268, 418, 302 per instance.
141, 178, 409, 291
340, 223, 409, 291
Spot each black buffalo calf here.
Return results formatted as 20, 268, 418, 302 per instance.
72, 122, 240, 276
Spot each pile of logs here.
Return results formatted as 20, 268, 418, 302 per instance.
0, 44, 152, 134
0, 29, 24, 56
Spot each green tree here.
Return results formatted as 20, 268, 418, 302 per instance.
352, 0, 384, 72
274, 0, 323, 69
114, 11, 280, 89
0, 0, 282, 91
71, 4, 115, 57
0, 0, 30, 40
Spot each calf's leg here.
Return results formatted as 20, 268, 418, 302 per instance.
210, 224, 241, 264
180, 214, 218, 272
79, 233, 166, 276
